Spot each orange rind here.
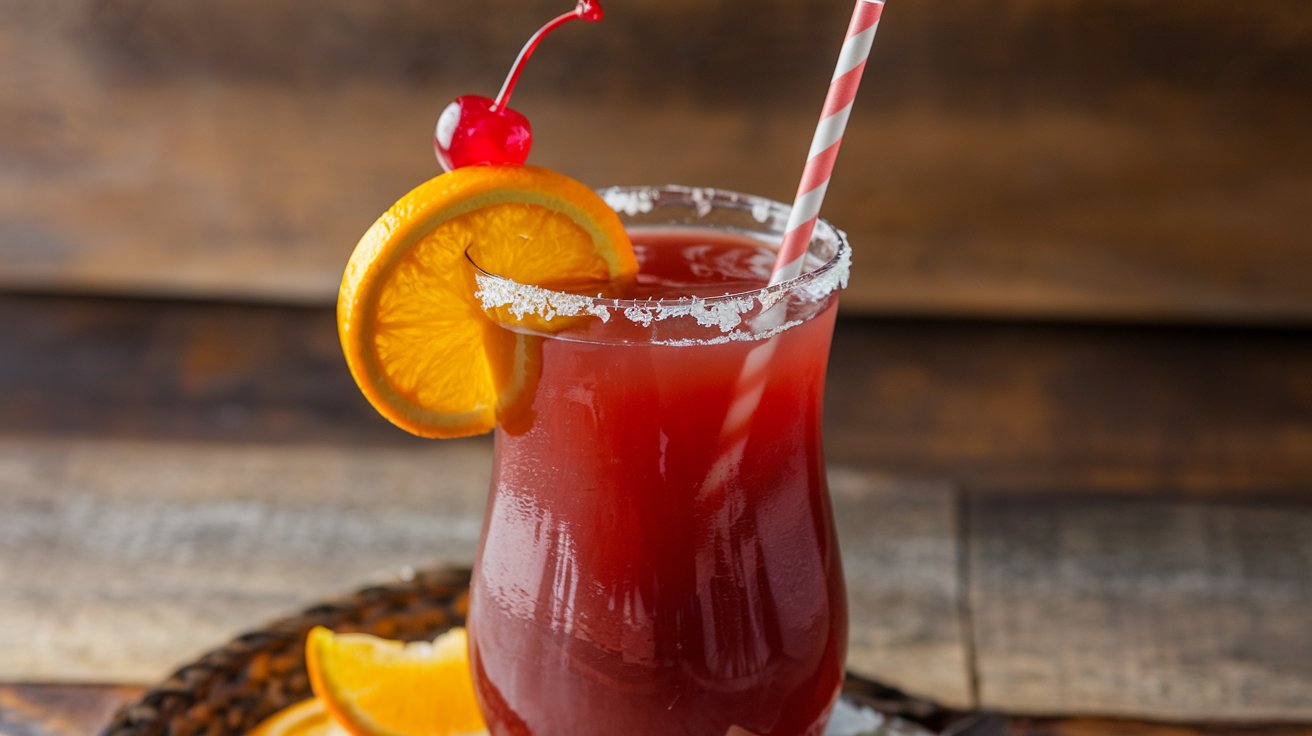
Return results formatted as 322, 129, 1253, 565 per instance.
305, 627, 487, 736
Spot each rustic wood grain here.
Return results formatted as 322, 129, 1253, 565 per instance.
829, 470, 972, 709
0, 438, 491, 683
2, 1, 1311, 322
3, 293, 1311, 719
5, 294, 1311, 497
0, 295, 401, 446
0, 684, 142, 736
825, 320, 1312, 497
0, 438, 972, 707
1006, 716, 1312, 736
968, 495, 1312, 721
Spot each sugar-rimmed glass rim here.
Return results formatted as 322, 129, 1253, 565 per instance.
465, 185, 851, 321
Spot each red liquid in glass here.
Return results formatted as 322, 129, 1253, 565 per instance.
469, 230, 847, 736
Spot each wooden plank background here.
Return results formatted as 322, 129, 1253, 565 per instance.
2, 0, 1311, 322
2, 294, 1312, 720
969, 494, 1312, 721
4, 295, 1309, 498
4, 437, 1310, 721
4, 3, 1312, 721
0, 439, 973, 709
0, 685, 144, 736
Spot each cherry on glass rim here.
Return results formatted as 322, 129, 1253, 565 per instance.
433, 0, 604, 171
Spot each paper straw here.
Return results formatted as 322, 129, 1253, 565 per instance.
770, 0, 885, 285
698, 0, 887, 501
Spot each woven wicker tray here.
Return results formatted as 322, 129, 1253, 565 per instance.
98, 567, 957, 736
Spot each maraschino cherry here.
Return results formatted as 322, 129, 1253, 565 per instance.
435, 1, 604, 172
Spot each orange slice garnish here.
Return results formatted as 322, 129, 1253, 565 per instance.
338, 164, 635, 438
305, 626, 487, 736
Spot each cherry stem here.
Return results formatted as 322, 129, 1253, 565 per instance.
493, 2, 600, 112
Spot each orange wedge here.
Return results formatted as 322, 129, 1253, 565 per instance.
306, 626, 487, 736
338, 164, 635, 438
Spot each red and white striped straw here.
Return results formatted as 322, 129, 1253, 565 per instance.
770, 0, 885, 285
697, 0, 887, 503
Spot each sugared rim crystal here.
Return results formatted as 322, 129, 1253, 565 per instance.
467, 185, 851, 335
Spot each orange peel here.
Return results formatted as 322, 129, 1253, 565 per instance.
338, 165, 635, 438
305, 627, 487, 736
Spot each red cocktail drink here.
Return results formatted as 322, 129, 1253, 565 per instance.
468, 186, 850, 735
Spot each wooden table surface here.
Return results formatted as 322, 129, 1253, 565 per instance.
1, 294, 1310, 735
5, 0, 1312, 324
4, 2, 1312, 733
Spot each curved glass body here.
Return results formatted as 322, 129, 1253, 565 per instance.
467, 186, 849, 736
